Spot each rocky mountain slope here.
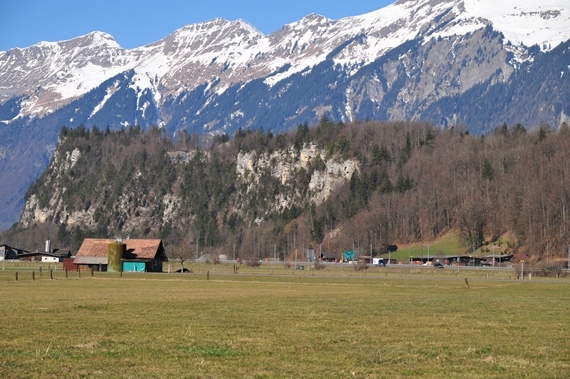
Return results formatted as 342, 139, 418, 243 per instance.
0, 0, 569, 230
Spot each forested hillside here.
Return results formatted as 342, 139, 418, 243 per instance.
3, 119, 570, 260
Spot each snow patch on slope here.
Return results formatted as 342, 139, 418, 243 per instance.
90, 80, 120, 118
463, 0, 570, 50
56, 63, 128, 101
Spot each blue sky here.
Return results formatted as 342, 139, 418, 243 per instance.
0, 1, 393, 51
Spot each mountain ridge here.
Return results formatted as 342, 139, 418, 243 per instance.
2, 0, 569, 120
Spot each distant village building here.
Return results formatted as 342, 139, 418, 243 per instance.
73, 239, 167, 272
16, 249, 71, 262
0, 242, 70, 262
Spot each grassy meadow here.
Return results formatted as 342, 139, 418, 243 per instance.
0, 263, 569, 378
381, 231, 516, 261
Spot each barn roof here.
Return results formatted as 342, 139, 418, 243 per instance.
74, 239, 167, 265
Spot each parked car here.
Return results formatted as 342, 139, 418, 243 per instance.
433, 262, 444, 268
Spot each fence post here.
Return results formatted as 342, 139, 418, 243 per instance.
32, 271, 35, 281
15, 272, 18, 281
50, 270, 53, 280
65, 268, 68, 278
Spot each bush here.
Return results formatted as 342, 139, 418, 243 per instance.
313, 262, 326, 270
535, 262, 566, 277
513, 262, 567, 278
246, 260, 261, 267
353, 262, 368, 272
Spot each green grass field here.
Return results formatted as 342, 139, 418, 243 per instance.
384, 232, 466, 261
0, 263, 569, 378
381, 231, 516, 261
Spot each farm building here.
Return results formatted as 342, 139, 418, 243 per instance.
16, 249, 71, 262
74, 239, 167, 273
0, 244, 30, 260
1, 242, 70, 262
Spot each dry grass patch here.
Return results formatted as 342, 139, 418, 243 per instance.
0, 273, 568, 378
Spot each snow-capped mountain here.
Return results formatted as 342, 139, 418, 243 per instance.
1, 0, 568, 122
0, 0, 569, 231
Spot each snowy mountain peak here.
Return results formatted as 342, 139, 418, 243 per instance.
285, 13, 333, 31
171, 18, 263, 38
81, 31, 121, 49
25, 31, 121, 51
161, 17, 265, 54
233, 19, 263, 36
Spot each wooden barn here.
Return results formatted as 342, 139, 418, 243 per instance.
74, 239, 167, 273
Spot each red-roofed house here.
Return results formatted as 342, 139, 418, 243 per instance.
74, 239, 167, 272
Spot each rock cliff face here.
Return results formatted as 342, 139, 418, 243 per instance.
20, 147, 83, 228
236, 144, 358, 211
18, 134, 359, 237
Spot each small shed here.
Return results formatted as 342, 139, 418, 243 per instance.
63, 257, 78, 271
320, 253, 338, 263
74, 239, 167, 272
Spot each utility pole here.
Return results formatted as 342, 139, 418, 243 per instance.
295, 249, 298, 267
566, 245, 570, 272
408, 243, 411, 273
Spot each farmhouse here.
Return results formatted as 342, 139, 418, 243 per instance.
74, 239, 167, 273
16, 249, 71, 262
